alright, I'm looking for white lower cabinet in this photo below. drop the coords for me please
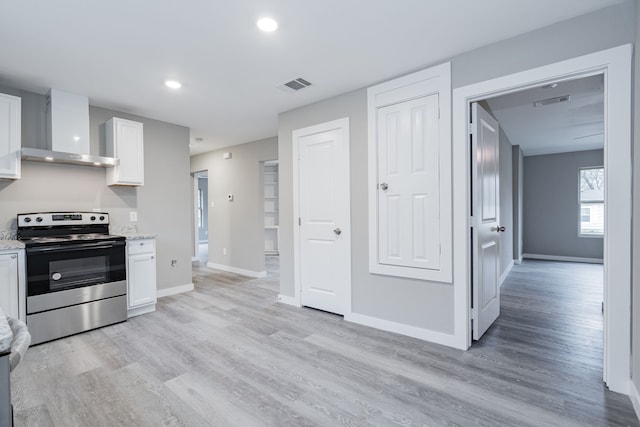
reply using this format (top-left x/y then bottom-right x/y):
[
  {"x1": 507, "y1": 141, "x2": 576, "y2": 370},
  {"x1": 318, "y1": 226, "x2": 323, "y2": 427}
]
[
  {"x1": 126, "y1": 239, "x2": 156, "y2": 317},
  {"x1": 0, "y1": 250, "x2": 25, "y2": 321}
]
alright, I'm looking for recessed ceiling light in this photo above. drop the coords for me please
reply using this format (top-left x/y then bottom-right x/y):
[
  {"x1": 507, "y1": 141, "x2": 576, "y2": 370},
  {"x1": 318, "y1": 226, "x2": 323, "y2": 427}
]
[
  {"x1": 165, "y1": 80, "x2": 182, "y2": 89},
  {"x1": 257, "y1": 17, "x2": 278, "y2": 32}
]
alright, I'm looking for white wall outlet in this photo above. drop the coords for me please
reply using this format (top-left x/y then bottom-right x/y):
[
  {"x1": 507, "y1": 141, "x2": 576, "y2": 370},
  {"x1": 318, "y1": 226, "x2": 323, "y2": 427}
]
[
  {"x1": 223, "y1": 248, "x2": 227, "y2": 255},
  {"x1": 227, "y1": 194, "x2": 234, "y2": 201},
  {"x1": 92, "y1": 208, "x2": 101, "y2": 212},
  {"x1": 130, "y1": 211, "x2": 138, "y2": 222},
  {"x1": 210, "y1": 201, "x2": 215, "y2": 208},
  {"x1": 171, "y1": 260, "x2": 177, "y2": 267}
]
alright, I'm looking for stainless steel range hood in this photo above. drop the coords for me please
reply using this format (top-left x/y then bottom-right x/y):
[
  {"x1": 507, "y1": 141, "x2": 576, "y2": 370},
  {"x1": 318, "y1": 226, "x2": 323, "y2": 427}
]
[
  {"x1": 21, "y1": 89, "x2": 118, "y2": 168},
  {"x1": 21, "y1": 147, "x2": 119, "y2": 167}
]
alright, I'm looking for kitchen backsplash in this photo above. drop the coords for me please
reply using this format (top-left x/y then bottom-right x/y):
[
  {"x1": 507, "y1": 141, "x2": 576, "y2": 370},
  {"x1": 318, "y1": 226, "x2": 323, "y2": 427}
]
[
  {"x1": 110, "y1": 225, "x2": 137, "y2": 235},
  {"x1": 0, "y1": 229, "x2": 16, "y2": 240}
]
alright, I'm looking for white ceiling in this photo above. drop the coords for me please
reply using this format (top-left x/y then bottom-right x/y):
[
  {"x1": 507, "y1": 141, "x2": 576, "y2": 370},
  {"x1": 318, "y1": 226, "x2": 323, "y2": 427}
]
[
  {"x1": 486, "y1": 75, "x2": 604, "y2": 156},
  {"x1": 0, "y1": 0, "x2": 623, "y2": 155}
]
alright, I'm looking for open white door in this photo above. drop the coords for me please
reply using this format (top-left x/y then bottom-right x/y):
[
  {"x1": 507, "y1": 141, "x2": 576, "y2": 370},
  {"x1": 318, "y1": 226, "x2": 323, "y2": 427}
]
[
  {"x1": 471, "y1": 102, "x2": 501, "y2": 340},
  {"x1": 294, "y1": 118, "x2": 351, "y2": 315}
]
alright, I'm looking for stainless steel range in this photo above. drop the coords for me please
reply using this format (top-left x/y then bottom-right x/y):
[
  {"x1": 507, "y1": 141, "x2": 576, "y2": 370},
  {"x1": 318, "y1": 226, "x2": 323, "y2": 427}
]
[{"x1": 17, "y1": 212, "x2": 127, "y2": 345}]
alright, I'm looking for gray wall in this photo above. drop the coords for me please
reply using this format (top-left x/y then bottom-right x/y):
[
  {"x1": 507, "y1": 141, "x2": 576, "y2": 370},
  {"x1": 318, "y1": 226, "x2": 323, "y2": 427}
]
[
  {"x1": 523, "y1": 150, "x2": 604, "y2": 259},
  {"x1": 278, "y1": 2, "x2": 634, "y2": 335},
  {"x1": 190, "y1": 137, "x2": 277, "y2": 275},
  {"x1": 498, "y1": 128, "x2": 514, "y2": 278},
  {"x1": 632, "y1": 0, "x2": 640, "y2": 395},
  {"x1": 512, "y1": 146, "x2": 524, "y2": 262},
  {"x1": 0, "y1": 87, "x2": 193, "y2": 292}
]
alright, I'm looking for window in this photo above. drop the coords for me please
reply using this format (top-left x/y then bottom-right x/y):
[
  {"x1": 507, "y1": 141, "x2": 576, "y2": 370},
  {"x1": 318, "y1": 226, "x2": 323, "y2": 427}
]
[{"x1": 579, "y1": 167, "x2": 604, "y2": 237}]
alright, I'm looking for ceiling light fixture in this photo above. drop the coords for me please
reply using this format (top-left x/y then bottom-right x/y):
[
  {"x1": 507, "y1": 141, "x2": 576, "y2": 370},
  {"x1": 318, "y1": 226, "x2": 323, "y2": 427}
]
[
  {"x1": 165, "y1": 80, "x2": 182, "y2": 89},
  {"x1": 257, "y1": 17, "x2": 278, "y2": 32}
]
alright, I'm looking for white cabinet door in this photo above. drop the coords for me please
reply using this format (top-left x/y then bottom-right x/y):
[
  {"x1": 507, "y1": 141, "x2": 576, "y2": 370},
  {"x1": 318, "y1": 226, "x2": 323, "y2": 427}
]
[
  {"x1": 0, "y1": 93, "x2": 21, "y2": 179},
  {"x1": 106, "y1": 118, "x2": 144, "y2": 186},
  {"x1": 376, "y1": 94, "x2": 440, "y2": 271},
  {"x1": 0, "y1": 253, "x2": 19, "y2": 319},
  {"x1": 128, "y1": 252, "x2": 157, "y2": 309}
]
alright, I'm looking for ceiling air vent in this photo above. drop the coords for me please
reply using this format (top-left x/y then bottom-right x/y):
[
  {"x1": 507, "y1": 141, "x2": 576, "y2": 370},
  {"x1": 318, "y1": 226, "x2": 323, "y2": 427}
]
[
  {"x1": 277, "y1": 77, "x2": 312, "y2": 93},
  {"x1": 533, "y1": 95, "x2": 570, "y2": 107}
]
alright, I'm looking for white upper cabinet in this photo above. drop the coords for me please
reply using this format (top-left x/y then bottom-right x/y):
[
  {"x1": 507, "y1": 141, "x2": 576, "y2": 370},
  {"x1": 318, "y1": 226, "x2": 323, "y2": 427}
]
[
  {"x1": 106, "y1": 117, "x2": 144, "y2": 186},
  {"x1": 0, "y1": 93, "x2": 21, "y2": 179},
  {"x1": 368, "y1": 62, "x2": 452, "y2": 283}
]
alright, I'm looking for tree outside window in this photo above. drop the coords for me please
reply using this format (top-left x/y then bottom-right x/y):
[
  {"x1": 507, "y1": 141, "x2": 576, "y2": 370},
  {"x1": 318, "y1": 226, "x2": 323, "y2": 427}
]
[{"x1": 579, "y1": 167, "x2": 604, "y2": 237}]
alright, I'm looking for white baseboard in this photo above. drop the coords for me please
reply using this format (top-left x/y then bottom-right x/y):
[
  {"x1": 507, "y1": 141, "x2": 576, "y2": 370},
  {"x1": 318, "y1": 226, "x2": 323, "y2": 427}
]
[
  {"x1": 277, "y1": 294, "x2": 301, "y2": 307},
  {"x1": 499, "y1": 260, "x2": 514, "y2": 288},
  {"x1": 522, "y1": 253, "x2": 603, "y2": 264},
  {"x1": 127, "y1": 304, "x2": 156, "y2": 318},
  {"x1": 629, "y1": 380, "x2": 640, "y2": 420},
  {"x1": 344, "y1": 312, "x2": 459, "y2": 349},
  {"x1": 514, "y1": 255, "x2": 523, "y2": 265},
  {"x1": 157, "y1": 283, "x2": 194, "y2": 298},
  {"x1": 207, "y1": 262, "x2": 267, "y2": 278}
]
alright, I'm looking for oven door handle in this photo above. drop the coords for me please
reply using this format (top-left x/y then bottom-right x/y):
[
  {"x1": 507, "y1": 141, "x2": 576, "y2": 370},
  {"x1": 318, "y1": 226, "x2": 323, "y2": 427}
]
[{"x1": 26, "y1": 240, "x2": 126, "y2": 254}]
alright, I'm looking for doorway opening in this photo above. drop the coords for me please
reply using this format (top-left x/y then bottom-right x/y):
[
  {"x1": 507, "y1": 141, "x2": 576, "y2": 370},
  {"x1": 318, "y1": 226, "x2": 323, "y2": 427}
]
[
  {"x1": 470, "y1": 74, "x2": 605, "y2": 340},
  {"x1": 453, "y1": 45, "x2": 632, "y2": 393},
  {"x1": 192, "y1": 170, "x2": 209, "y2": 266},
  {"x1": 468, "y1": 74, "x2": 606, "y2": 394}
]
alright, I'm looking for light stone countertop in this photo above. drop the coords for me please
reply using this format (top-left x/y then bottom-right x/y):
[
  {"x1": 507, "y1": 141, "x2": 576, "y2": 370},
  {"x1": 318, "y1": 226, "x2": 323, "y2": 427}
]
[
  {"x1": 0, "y1": 306, "x2": 12, "y2": 355},
  {"x1": 120, "y1": 233, "x2": 157, "y2": 240},
  {"x1": 0, "y1": 240, "x2": 25, "y2": 251}
]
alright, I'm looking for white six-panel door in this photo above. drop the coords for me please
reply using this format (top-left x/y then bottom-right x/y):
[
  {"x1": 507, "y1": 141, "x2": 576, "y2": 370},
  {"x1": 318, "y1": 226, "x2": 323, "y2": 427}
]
[
  {"x1": 294, "y1": 118, "x2": 351, "y2": 315},
  {"x1": 471, "y1": 102, "x2": 501, "y2": 340},
  {"x1": 376, "y1": 94, "x2": 440, "y2": 271}
]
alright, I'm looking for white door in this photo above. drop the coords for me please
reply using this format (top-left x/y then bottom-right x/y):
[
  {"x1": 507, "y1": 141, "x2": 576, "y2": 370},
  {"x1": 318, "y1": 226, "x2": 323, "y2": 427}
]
[
  {"x1": 471, "y1": 102, "x2": 501, "y2": 340},
  {"x1": 294, "y1": 118, "x2": 351, "y2": 315},
  {"x1": 376, "y1": 94, "x2": 441, "y2": 271}
]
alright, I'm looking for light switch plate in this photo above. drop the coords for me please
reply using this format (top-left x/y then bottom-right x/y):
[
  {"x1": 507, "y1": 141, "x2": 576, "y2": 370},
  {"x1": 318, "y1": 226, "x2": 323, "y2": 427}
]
[
  {"x1": 210, "y1": 201, "x2": 215, "y2": 208},
  {"x1": 130, "y1": 211, "x2": 138, "y2": 222}
]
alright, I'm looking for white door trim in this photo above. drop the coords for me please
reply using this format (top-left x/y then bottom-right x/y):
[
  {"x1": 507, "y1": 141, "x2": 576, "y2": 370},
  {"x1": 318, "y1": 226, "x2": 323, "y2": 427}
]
[
  {"x1": 452, "y1": 44, "x2": 632, "y2": 394},
  {"x1": 292, "y1": 117, "x2": 352, "y2": 314}
]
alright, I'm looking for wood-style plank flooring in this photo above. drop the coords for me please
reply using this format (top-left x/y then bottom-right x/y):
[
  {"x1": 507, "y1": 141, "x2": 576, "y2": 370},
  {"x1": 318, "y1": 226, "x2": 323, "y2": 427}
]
[{"x1": 10, "y1": 258, "x2": 638, "y2": 426}]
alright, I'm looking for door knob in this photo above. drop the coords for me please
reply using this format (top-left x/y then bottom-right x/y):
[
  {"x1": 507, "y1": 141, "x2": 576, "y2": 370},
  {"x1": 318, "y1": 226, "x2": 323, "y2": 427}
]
[
  {"x1": 333, "y1": 228, "x2": 342, "y2": 236},
  {"x1": 492, "y1": 226, "x2": 506, "y2": 232},
  {"x1": 379, "y1": 182, "x2": 388, "y2": 191}
]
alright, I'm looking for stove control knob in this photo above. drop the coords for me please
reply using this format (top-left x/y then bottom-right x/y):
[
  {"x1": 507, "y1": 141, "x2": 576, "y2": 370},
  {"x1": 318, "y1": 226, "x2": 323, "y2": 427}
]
[
  {"x1": 90, "y1": 216, "x2": 96, "y2": 221},
  {"x1": 24, "y1": 217, "x2": 31, "y2": 223},
  {"x1": 36, "y1": 217, "x2": 43, "y2": 223},
  {"x1": 99, "y1": 216, "x2": 105, "y2": 221}
]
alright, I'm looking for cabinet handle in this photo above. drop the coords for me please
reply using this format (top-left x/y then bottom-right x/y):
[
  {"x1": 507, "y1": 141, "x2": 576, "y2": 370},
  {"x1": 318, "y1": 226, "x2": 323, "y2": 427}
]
[
  {"x1": 150, "y1": 256, "x2": 154, "y2": 259},
  {"x1": 10, "y1": 255, "x2": 16, "y2": 259}
]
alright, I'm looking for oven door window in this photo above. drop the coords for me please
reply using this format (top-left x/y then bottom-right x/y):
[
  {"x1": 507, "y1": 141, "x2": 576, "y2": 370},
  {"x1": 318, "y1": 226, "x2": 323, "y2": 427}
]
[
  {"x1": 26, "y1": 241, "x2": 126, "y2": 296},
  {"x1": 49, "y1": 256, "x2": 109, "y2": 291}
]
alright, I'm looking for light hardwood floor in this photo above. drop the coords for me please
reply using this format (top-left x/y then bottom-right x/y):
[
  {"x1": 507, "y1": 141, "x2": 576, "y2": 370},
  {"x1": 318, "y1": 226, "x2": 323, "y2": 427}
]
[{"x1": 11, "y1": 258, "x2": 639, "y2": 426}]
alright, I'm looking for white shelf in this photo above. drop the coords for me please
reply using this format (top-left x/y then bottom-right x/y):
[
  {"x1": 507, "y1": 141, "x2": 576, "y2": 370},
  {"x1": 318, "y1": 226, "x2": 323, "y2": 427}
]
[{"x1": 264, "y1": 162, "x2": 279, "y2": 254}]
